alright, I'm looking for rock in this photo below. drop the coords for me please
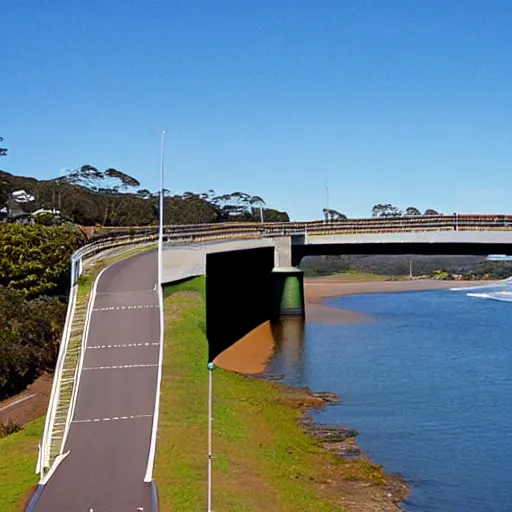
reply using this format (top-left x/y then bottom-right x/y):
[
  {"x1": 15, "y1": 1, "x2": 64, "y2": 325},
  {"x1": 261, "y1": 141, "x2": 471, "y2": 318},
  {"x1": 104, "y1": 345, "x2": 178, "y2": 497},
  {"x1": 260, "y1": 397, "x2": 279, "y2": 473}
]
[
  {"x1": 312, "y1": 425, "x2": 359, "y2": 443},
  {"x1": 310, "y1": 391, "x2": 341, "y2": 404},
  {"x1": 263, "y1": 374, "x2": 285, "y2": 381}
]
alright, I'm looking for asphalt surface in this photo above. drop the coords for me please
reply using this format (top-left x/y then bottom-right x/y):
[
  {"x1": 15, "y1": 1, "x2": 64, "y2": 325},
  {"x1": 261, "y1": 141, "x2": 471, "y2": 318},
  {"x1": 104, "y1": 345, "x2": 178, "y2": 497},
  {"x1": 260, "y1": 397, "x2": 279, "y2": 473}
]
[{"x1": 35, "y1": 251, "x2": 160, "y2": 512}]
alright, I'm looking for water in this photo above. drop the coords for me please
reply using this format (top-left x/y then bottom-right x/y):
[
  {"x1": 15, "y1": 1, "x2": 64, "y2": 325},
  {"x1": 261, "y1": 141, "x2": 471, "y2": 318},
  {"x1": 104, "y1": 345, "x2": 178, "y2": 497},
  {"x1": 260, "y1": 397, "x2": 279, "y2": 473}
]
[{"x1": 266, "y1": 288, "x2": 512, "y2": 512}]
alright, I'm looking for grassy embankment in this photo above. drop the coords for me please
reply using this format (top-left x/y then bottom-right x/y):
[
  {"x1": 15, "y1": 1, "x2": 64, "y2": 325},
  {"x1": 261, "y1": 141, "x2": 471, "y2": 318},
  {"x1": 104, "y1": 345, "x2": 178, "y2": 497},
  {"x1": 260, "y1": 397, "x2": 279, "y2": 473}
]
[
  {"x1": 154, "y1": 277, "x2": 395, "y2": 512},
  {"x1": 0, "y1": 243, "x2": 157, "y2": 512},
  {"x1": 0, "y1": 418, "x2": 44, "y2": 511}
]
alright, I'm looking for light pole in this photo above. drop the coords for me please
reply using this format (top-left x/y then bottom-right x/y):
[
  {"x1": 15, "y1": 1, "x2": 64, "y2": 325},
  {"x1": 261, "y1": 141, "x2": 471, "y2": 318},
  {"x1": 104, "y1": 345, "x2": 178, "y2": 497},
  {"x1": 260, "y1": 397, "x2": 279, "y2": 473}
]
[
  {"x1": 158, "y1": 131, "x2": 166, "y2": 283},
  {"x1": 207, "y1": 361, "x2": 215, "y2": 512},
  {"x1": 325, "y1": 173, "x2": 330, "y2": 210}
]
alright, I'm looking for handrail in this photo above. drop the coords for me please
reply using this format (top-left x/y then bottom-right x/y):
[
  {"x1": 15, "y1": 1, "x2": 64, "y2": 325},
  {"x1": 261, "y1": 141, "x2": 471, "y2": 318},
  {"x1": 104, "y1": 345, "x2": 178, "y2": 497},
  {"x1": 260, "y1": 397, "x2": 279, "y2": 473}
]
[{"x1": 37, "y1": 232, "x2": 158, "y2": 478}]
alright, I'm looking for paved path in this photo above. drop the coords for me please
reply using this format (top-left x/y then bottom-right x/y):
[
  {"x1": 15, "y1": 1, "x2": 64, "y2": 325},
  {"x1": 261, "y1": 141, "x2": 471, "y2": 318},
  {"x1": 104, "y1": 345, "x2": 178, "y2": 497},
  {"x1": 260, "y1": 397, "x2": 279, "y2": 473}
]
[{"x1": 35, "y1": 251, "x2": 159, "y2": 512}]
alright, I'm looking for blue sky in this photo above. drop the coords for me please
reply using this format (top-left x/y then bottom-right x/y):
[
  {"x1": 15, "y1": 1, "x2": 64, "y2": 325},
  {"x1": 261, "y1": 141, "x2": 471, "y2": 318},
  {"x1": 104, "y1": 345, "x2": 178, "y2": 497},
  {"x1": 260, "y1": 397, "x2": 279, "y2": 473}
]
[{"x1": 2, "y1": 1, "x2": 512, "y2": 220}]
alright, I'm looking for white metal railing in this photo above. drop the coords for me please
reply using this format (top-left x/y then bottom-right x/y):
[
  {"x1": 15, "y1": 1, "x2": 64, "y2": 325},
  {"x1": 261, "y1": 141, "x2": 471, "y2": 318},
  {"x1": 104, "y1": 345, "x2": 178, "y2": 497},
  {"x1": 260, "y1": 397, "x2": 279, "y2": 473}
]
[
  {"x1": 37, "y1": 232, "x2": 158, "y2": 479},
  {"x1": 86, "y1": 214, "x2": 512, "y2": 245}
]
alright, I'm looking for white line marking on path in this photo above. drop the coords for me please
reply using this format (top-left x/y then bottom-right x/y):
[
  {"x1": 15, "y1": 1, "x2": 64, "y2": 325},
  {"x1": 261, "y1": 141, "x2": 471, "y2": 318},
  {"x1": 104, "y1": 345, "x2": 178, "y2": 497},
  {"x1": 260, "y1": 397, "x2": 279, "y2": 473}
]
[
  {"x1": 72, "y1": 414, "x2": 153, "y2": 424},
  {"x1": 93, "y1": 304, "x2": 158, "y2": 312},
  {"x1": 87, "y1": 343, "x2": 160, "y2": 349},
  {"x1": 83, "y1": 364, "x2": 159, "y2": 370}
]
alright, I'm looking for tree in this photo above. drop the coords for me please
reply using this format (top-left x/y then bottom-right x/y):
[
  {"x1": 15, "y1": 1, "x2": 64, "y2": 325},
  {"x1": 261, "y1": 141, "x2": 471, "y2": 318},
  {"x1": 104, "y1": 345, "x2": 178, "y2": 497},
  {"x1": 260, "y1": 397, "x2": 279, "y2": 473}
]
[
  {"x1": 211, "y1": 192, "x2": 266, "y2": 221},
  {"x1": 424, "y1": 208, "x2": 440, "y2": 216},
  {"x1": 323, "y1": 208, "x2": 347, "y2": 222},
  {"x1": 372, "y1": 204, "x2": 403, "y2": 217},
  {"x1": 0, "y1": 286, "x2": 67, "y2": 398},
  {"x1": 62, "y1": 164, "x2": 104, "y2": 188},
  {"x1": 261, "y1": 208, "x2": 289, "y2": 222},
  {"x1": 0, "y1": 224, "x2": 86, "y2": 298},
  {"x1": 0, "y1": 178, "x2": 11, "y2": 208},
  {"x1": 405, "y1": 207, "x2": 421, "y2": 216},
  {"x1": 0, "y1": 137, "x2": 7, "y2": 157},
  {"x1": 0, "y1": 169, "x2": 291, "y2": 226}
]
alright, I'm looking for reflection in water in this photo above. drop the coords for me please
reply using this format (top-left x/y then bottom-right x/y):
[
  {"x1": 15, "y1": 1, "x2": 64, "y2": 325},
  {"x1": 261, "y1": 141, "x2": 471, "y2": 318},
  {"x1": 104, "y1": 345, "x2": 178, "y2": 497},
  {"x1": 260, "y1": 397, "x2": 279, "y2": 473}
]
[{"x1": 267, "y1": 318, "x2": 306, "y2": 382}]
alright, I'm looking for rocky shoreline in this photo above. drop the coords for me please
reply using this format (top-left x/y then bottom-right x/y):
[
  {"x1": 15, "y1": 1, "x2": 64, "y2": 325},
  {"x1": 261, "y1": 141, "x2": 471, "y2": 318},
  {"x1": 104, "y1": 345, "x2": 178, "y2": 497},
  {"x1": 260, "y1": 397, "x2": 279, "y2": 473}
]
[{"x1": 255, "y1": 374, "x2": 410, "y2": 511}]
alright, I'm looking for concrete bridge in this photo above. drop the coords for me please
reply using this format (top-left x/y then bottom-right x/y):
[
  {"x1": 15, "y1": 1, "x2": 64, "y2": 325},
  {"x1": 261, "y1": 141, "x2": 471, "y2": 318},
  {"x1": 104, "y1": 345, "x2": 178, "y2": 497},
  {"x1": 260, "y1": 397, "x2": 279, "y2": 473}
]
[{"x1": 159, "y1": 217, "x2": 512, "y2": 359}]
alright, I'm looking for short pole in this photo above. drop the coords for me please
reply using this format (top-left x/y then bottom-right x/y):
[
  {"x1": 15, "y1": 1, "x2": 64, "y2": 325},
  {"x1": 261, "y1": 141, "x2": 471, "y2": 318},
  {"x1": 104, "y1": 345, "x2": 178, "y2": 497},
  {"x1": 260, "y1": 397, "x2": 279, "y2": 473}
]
[{"x1": 207, "y1": 361, "x2": 215, "y2": 512}]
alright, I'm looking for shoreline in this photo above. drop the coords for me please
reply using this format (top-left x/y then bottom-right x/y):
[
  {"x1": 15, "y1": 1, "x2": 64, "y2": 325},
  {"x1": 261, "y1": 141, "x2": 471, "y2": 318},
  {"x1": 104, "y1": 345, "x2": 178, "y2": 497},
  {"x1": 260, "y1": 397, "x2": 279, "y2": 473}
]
[
  {"x1": 305, "y1": 276, "x2": 475, "y2": 323},
  {"x1": 215, "y1": 277, "x2": 482, "y2": 511},
  {"x1": 216, "y1": 277, "x2": 478, "y2": 374}
]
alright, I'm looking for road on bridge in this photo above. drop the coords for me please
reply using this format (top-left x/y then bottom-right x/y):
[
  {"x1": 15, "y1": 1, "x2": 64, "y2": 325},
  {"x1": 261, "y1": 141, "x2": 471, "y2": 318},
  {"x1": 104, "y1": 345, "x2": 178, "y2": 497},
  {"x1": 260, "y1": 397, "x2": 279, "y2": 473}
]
[{"x1": 35, "y1": 251, "x2": 160, "y2": 512}]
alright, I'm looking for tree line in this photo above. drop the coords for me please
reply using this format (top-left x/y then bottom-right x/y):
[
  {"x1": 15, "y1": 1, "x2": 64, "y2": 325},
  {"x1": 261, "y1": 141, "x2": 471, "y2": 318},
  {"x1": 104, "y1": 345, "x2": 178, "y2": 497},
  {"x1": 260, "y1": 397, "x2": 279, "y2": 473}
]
[
  {"x1": 371, "y1": 204, "x2": 440, "y2": 218},
  {"x1": 0, "y1": 224, "x2": 85, "y2": 399},
  {"x1": 301, "y1": 254, "x2": 512, "y2": 280},
  {"x1": 0, "y1": 165, "x2": 289, "y2": 226},
  {"x1": 322, "y1": 204, "x2": 440, "y2": 222}
]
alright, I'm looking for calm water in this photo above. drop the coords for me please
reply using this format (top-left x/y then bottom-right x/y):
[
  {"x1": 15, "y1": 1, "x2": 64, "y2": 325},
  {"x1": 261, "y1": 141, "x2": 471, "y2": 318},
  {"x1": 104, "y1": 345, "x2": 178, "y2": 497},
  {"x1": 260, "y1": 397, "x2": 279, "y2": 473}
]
[{"x1": 266, "y1": 289, "x2": 512, "y2": 512}]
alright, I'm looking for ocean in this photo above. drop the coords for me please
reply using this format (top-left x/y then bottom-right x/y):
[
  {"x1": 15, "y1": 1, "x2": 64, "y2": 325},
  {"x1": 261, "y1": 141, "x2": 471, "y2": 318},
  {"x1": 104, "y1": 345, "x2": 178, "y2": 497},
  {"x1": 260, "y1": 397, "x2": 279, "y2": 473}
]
[{"x1": 266, "y1": 286, "x2": 512, "y2": 512}]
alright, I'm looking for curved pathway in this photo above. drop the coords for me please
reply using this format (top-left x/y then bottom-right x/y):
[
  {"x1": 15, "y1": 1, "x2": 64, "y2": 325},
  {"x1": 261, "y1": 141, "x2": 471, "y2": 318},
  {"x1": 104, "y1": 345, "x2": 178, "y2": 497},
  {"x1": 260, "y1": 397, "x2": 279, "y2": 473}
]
[{"x1": 35, "y1": 251, "x2": 160, "y2": 512}]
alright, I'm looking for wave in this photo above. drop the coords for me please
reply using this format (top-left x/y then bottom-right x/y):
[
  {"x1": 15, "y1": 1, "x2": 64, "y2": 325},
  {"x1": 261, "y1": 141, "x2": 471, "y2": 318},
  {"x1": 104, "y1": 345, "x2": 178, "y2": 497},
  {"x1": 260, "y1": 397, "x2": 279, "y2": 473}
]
[
  {"x1": 449, "y1": 277, "x2": 512, "y2": 301},
  {"x1": 466, "y1": 291, "x2": 512, "y2": 302},
  {"x1": 450, "y1": 277, "x2": 512, "y2": 292}
]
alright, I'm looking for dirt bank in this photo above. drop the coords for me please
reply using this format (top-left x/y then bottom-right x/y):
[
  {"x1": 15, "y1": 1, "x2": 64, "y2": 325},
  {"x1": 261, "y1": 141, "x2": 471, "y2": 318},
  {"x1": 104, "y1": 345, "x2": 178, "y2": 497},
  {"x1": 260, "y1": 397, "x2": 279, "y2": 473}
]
[
  {"x1": 0, "y1": 374, "x2": 52, "y2": 427},
  {"x1": 215, "y1": 321, "x2": 275, "y2": 374}
]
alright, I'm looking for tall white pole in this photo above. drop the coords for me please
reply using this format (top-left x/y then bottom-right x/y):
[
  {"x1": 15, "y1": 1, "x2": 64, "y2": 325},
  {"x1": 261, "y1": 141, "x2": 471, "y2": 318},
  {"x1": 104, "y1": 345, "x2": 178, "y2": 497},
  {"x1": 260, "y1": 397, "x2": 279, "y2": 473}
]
[
  {"x1": 158, "y1": 130, "x2": 166, "y2": 283},
  {"x1": 207, "y1": 361, "x2": 215, "y2": 512},
  {"x1": 325, "y1": 173, "x2": 330, "y2": 212}
]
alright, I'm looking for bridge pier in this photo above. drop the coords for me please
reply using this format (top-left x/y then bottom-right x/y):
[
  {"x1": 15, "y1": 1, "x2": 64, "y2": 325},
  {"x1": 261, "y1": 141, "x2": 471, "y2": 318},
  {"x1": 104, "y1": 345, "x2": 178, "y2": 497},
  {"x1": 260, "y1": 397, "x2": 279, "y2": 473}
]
[{"x1": 271, "y1": 237, "x2": 305, "y2": 319}]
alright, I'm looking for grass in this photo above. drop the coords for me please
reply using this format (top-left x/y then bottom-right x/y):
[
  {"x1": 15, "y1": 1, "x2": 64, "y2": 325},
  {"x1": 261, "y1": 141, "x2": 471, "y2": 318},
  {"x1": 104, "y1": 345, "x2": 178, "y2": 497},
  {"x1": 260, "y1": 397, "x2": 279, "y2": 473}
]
[
  {"x1": 303, "y1": 268, "x2": 404, "y2": 281},
  {"x1": 154, "y1": 277, "x2": 349, "y2": 511},
  {"x1": 332, "y1": 270, "x2": 400, "y2": 281},
  {"x1": 0, "y1": 417, "x2": 44, "y2": 512}
]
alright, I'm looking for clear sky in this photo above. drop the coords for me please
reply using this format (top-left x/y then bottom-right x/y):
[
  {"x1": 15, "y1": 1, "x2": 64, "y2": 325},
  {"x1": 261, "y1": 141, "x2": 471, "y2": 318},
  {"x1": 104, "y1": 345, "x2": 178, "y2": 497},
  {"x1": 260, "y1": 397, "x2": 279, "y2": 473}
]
[{"x1": 2, "y1": 1, "x2": 512, "y2": 220}]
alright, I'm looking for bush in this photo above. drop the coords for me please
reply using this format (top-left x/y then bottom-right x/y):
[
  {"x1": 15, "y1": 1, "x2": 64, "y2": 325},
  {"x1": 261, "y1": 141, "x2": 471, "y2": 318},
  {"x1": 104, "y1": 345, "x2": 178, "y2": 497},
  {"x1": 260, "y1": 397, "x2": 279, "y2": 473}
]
[
  {"x1": 0, "y1": 224, "x2": 86, "y2": 298},
  {"x1": 0, "y1": 288, "x2": 67, "y2": 399},
  {"x1": 0, "y1": 421, "x2": 21, "y2": 439}
]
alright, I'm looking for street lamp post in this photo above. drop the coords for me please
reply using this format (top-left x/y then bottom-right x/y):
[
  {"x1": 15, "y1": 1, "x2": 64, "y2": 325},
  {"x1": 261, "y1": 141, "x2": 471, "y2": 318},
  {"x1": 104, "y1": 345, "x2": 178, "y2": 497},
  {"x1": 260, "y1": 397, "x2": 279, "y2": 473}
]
[
  {"x1": 158, "y1": 131, "x2": 166, "y2": 281},
  {"x1": 207, "y1": 361, "x2": 215, "y2": 512}
]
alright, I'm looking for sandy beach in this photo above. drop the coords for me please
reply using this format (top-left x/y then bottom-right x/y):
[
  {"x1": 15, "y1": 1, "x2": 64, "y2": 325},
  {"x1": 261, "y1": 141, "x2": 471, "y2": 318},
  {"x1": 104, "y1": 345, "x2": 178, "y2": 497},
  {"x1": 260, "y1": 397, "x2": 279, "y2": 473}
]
[
  {"x1": 215, "y1": 277, "x2": 475, "y2": 374},
  {"x1": 305, "y1": 277, "x2": 474, "y2": 323}
]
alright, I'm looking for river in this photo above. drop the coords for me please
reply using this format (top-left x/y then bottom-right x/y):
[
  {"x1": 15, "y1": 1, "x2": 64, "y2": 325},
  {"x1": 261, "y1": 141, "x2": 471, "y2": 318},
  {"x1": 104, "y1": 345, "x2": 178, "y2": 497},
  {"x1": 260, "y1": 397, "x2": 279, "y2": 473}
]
[{"x1": 265, "y1": 287, "x2": 512, "y2": 512}]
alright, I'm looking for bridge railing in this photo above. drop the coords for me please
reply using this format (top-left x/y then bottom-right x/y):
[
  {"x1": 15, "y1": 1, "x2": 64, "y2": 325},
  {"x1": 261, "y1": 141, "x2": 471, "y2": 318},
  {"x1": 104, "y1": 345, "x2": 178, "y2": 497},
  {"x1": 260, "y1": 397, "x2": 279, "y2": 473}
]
[
  {"x1": 81, "y1": 214, "x2": 512, "y2": 249},
  {"x1": 158, "y1": 214, "x2": 512, "y2": 242}
]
